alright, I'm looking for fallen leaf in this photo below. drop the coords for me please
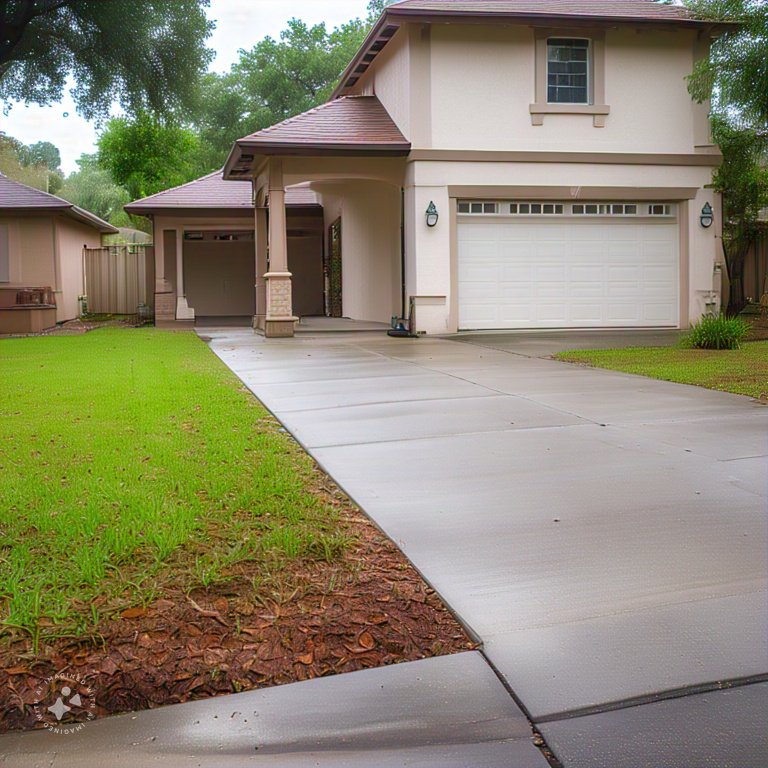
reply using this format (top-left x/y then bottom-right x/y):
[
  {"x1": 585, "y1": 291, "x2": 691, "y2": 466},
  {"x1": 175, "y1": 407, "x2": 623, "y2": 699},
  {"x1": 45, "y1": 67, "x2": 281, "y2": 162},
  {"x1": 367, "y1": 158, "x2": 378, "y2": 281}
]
[
  {"x1": 121, "y1": 607, "x2": 147, "y2": 619},
  {"x1": 213, "y1": 598, "x2": 229, "y2": 614},
  {"x1": 296, "y1": 652, "x2": 313, "y2": 665},
  {"x1": 358, "y1": 632, "x2": 375, "y2": 650}
]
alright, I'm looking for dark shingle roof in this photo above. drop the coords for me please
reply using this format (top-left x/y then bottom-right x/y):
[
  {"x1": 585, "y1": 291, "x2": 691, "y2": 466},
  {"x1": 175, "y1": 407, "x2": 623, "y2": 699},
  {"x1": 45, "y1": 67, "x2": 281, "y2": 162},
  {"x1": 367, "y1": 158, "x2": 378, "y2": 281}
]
[
  {"x1": 225, "y1": 96, "x2": 410, "y2": 178},
  {"x1": 0, "y1": 174, "x2": 117, "y2": 233},
  {"x1": 125, "y1": 170, "x2": 320, "y2": 214},
  {"x1": 387, "y1": 0, "x2": 698, "y2": 23},
  {"x1": 236, "y1": 96, "x2": 410, "y2": 151}
]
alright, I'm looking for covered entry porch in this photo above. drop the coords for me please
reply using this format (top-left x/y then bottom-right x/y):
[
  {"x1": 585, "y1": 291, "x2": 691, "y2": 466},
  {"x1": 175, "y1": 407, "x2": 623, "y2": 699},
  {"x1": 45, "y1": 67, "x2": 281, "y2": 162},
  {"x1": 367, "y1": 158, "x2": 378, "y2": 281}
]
[{"x1": 223, "y1": 95, "x2": 411, "y2": 337}]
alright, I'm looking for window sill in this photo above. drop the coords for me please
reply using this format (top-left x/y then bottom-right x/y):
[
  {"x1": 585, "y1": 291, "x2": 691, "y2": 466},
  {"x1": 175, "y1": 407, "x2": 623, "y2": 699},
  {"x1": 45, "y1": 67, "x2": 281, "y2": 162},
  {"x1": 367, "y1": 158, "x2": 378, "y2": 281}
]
[{"x1": 529, "y1": 103, "x2": 610, "y2": 127}]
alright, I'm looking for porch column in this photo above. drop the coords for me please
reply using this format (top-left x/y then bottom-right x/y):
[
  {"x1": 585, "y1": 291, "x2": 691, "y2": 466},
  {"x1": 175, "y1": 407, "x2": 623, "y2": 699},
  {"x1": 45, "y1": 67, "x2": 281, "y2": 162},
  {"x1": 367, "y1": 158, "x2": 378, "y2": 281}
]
[
  {"x1": 264, "y1": 158, "x2": 296, "y2": 337},
  {"x1": 175, "y1": 226, "x2": 194, "y2": 321},
  {"x1": 253, "y1": 206, "x2": 268, "y2": 330}
]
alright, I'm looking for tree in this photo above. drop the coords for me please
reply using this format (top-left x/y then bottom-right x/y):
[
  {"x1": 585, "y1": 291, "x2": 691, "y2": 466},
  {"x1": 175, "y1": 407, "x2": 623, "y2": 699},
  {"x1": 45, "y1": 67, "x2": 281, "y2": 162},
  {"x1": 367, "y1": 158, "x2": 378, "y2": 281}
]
[
  {"x1": 0, "y1": 131, "x2": 62, "y2": 192},
  {"x1": 190, "y1": 0, "x2": 397, "y2": 169},
  {"x1": 685, "y1": 0, "x2": 768, "y2": 310},
  {"x1": 17, "y1": 139, "x2": 63, "y2": 193},
  {"x1": 687, "y1": 0, "x2": 768, "y2": 131},
  {"x1": 97, "y1": 113, "x2": 203, "y2": 200},
  {"x1": 59, "y1": 154, "x2": 134, "y2": 228},
  {"x1": 19, "y1": 140, "x2": 61, "y2": 171},
  {"x1": 709, "y1": 119, "x2": 768, "y2": 309},
  {"x1": 0, "y1": 1, "x2": 214, "y2": 120}
]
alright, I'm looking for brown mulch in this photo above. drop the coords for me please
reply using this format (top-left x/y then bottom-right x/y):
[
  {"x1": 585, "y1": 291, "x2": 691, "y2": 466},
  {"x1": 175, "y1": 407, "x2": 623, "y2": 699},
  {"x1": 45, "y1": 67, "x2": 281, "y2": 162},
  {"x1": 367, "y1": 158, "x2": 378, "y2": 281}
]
[{"x1": 0, "y1": 508, "x2": 475, "y2": 733}]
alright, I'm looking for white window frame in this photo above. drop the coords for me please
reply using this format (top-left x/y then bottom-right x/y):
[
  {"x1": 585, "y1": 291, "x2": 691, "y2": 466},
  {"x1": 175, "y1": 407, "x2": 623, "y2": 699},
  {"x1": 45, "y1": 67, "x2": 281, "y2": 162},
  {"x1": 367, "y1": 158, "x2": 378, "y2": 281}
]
[
  {"x1": 530, "y1": 28, "x2": 609, "y2": 126},
  {"x1": 546, "y1": 37, "x2": 591, "y2": 106}
]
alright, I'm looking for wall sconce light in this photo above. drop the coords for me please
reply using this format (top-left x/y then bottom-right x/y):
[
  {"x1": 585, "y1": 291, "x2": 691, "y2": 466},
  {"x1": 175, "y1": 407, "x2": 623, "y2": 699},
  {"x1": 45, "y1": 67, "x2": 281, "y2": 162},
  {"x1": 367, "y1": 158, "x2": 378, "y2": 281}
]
[
  {"x1": 425, "y1": 201, "x2": 439, "y2": 228},
  {"x1": 700, "y1": 202, "x2": 714, "y2": 228}
]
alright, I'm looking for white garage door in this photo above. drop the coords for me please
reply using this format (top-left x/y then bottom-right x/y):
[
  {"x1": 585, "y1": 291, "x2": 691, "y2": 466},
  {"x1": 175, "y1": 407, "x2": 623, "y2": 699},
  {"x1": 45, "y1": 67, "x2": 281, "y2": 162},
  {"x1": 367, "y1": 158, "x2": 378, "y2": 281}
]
[{"x1": 458, "y1": 201, "x2": 679, "y2": 330}]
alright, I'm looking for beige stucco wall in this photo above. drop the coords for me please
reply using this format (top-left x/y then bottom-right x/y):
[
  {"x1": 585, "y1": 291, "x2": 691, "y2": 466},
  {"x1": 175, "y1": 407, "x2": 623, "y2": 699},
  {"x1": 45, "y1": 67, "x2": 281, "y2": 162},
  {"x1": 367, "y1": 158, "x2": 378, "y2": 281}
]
[
  {"x1": 404, "y1": 160, "x2": 719, "y2": 334},
  {"x1": 362, "y1": 22, "x2": 709, "y2": 155},
  {"x1": 0, "y1": 214, "x2": 98, "y2": 322},
  {"x1": 316, "y1": 180, "x2": 402, "y2": 323},
  {"x1": 55, "y1": 218, "x2": 101, "y2": 321}
]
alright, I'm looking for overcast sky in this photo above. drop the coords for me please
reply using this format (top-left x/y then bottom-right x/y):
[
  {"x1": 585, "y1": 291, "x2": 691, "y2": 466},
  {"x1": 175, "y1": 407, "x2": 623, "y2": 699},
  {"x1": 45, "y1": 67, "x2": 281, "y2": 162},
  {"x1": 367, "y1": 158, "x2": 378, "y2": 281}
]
[{"x1": 1, "y1": 0, "x2": 371, "y2": 175}]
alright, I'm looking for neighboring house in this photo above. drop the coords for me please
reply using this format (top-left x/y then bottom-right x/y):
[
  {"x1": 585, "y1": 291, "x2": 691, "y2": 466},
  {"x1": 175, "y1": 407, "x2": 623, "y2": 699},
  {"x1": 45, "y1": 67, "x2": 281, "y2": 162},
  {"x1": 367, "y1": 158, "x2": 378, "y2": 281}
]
[
  {"x1": 131, "y1": 0, "x2": 727, "y2": 337},
  {"x1": 0, "y1": 173, "x2": 117, "y2": 333},
  {"x1": 125, "y1": 171, "x2": 325, "y2": 325}
]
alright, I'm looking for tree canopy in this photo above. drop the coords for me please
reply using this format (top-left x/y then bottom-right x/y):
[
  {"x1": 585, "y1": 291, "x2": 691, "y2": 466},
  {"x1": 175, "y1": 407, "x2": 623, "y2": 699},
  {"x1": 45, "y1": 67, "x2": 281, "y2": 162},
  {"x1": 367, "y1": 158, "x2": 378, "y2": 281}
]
[
  {"x1": 59, "y1": 154, "x2": 133, "y2": 228},
  {"x1": 0, "y1": 0, "x2": 214, "y2": 120},
  {"x1": 0, "y1": 132, "x2": 63, "y2": 192},
  {"x1": 685, "y1": 0, "x2": 768, "y2": 309},
  {"x1": 687, "y1": 0, "x2": 768, "y2": 130},
  {"x1": 192, "y1": 0, "x2": 396, "y2": 169},
  {"x1": 97, "y1": 113, "x2": 203, "y2": 200}
]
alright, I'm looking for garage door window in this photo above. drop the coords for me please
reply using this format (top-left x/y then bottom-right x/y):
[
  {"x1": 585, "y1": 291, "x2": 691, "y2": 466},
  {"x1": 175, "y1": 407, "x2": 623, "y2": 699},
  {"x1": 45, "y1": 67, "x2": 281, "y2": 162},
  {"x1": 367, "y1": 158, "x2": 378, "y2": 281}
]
[{"x1": 458, "y1": 201, "x2": 676, "y2": 218}]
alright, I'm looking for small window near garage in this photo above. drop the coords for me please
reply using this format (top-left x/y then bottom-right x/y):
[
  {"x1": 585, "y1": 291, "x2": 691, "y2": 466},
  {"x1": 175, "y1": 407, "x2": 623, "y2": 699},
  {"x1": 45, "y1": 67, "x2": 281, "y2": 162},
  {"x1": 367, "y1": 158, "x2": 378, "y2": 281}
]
[
  {"x1": 547, "y1": 38, "x2": 590, "y2": 104},
  {"x1": 0, "y1": 225, "x2": 8, "y2": 282},
  {"x1": 572, "y1": 203, "x2": 643, "y2": 216},
  {"x1": 458, "y1": 201, "x2": 499, "y2": 214},
  {"x1": 509, "y1": 203, "x2": 564, "y2": 215},
  {"x1": 648, "y1": 204, "x2": 673, "y2": 216}
]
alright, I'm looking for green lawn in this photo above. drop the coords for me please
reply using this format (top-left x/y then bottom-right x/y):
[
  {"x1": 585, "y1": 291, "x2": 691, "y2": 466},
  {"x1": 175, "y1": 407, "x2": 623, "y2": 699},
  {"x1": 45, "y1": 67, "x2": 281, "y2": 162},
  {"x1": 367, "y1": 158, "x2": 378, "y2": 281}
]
[
  {"x1": 555, "y1": 341, "x2": 768, "y2": 400},
  {"x1": 0, "y1": 329, "x2": 349, "y2": 647}
]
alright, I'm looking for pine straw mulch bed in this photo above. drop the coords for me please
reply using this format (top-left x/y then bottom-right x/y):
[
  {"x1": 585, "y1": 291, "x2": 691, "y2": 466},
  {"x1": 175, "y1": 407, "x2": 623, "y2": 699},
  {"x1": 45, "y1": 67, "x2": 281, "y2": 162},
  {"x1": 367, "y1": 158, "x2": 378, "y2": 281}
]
[{"x1": 0, "y1": 506, "x2": 476, "y2": 733}]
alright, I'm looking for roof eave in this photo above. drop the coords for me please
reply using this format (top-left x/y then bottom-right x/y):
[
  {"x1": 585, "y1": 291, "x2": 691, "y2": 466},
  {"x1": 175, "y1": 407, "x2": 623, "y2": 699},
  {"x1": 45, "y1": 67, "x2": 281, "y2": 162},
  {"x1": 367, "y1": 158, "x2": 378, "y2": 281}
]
[
  {"x1": 223, "y1": 141, "x2": 411, "y2": 180},
  {"x1": 66, "y1": 206, "x2": 119, "y2": 234}
]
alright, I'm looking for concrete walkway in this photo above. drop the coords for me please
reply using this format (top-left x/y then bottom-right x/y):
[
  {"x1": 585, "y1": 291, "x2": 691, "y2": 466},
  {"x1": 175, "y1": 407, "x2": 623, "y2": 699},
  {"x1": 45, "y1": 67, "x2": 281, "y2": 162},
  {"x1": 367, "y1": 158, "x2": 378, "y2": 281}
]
[
  {"x1": 205, "y1": 329, "x2": 768, "y2": 766},
  {"x1": 3, "y1": 329, "x2": 765, "y2": 767}
]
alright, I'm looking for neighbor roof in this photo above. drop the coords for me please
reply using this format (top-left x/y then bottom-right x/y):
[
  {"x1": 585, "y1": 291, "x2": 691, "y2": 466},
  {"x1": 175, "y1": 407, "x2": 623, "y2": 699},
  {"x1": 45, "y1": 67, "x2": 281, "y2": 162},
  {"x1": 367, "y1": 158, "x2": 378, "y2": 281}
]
[
  {"x1": 125, "y1": 170, "x2": 320, "y2": 214},
  {"x1": 224, "y1": 96, "x2": 410, "y2": 178},
  {"x1": 0, "y1": 173, "x2": 117, "y2": 233},
  {"x1": 334, "y1": 0, "x2": 725, "y2": 96}
]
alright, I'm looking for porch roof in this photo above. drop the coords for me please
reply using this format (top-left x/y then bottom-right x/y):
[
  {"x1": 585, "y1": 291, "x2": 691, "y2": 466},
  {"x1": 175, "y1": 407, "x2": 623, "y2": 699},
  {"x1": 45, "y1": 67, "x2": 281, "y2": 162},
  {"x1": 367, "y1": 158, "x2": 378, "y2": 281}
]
[
  {"x1": 124, "y1": 170, "x2": 320, "y2": 215},
  {"x1": 0, "y1": 173, "x2": 118, "y2": 233},
  {"x1": 223, "y1": 96, "x2": 411, "y2": 179}
]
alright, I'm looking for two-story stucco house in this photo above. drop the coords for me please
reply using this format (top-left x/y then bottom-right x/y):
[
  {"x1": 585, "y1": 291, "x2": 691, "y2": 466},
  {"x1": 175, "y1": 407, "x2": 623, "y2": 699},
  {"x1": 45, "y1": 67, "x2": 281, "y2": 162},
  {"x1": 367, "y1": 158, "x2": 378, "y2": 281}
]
[{"x1": 129, "y1": 0, "x2": 726, "y2": 337}]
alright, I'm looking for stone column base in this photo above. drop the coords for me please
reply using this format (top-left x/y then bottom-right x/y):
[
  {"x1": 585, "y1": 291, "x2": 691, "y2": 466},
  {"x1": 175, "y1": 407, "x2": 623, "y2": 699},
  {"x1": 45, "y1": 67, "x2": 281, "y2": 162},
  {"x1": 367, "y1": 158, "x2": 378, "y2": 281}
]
[
  {"x1": 155, "y1": 292, "x2": 176, "y2": 323},
  {"x1": 264, "y1": 271, "x2": 295, "y2": 337},
  {"x1": 264, "y1": 318, "x2": 298, "y2": 338}
]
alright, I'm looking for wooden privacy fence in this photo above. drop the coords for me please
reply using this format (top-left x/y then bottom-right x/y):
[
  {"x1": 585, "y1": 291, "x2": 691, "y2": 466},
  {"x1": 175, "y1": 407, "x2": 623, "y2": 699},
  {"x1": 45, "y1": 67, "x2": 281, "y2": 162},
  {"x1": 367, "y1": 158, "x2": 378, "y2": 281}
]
[
  {"x1": 743, "y1": 229, "x2": 768, "y2": 303},
  {"x1": 84, "y1": 245, "x2": 154, "y2": 314}
]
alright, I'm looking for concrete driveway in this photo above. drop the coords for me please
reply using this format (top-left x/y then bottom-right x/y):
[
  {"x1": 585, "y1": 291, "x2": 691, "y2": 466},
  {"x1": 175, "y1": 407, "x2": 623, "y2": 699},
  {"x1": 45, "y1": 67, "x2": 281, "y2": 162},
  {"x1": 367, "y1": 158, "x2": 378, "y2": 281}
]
[
  {"x1": 206, "y1": 329, "x2": 768, "y2": 767},
  {"x1": 3, "y1": 329, "x2": 765, "y2": 767}
]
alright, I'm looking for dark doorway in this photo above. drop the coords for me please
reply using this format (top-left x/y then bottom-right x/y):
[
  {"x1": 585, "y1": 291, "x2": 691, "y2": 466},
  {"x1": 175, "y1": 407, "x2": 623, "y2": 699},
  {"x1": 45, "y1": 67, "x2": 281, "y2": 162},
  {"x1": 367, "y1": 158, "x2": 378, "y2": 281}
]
[{"x1": 326, "y1": 217, "x2": 342, "y2": 318}]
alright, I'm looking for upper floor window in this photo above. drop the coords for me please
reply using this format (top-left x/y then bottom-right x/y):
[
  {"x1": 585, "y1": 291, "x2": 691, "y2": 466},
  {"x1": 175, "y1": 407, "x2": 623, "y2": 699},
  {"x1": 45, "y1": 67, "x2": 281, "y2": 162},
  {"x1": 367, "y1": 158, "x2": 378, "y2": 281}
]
[{"x1": 547, "y1": 38, "x2": 590, "y2": 104}]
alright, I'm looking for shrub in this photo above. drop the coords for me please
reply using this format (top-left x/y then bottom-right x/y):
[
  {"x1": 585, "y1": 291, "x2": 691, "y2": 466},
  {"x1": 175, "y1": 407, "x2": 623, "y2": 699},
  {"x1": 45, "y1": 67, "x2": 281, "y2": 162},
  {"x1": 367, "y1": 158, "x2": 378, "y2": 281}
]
[{"x1": 681, "y1": 314, "x2": 751, "y2": 350}]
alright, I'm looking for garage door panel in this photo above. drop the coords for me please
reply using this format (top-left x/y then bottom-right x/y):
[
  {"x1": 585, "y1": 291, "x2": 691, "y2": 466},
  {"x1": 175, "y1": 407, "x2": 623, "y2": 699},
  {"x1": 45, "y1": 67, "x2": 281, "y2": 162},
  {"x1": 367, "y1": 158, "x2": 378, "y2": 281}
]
[
  {"x1": 571, "y1": 282, "x2": 604, "y2": 298},
  {"x1": 607, "y1": 303, "x2": 643, "y2": 323},
  {"x1": 570, "y1": 303, "x2": 606, "y2": 322},
  {"x1": 459, "y1": 214, "x2": 678, "y2": 330},
  {"x1": 643, "y1": 304, "x2": 677, "y2": 323}
]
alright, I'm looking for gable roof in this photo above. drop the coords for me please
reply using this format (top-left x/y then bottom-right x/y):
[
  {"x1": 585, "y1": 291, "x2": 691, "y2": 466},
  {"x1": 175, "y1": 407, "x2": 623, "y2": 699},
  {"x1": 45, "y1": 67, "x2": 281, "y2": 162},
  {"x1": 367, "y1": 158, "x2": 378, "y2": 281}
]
[
  {"x1": 388, "y1": 0, "x2": 699, "y2": 22},
  {"x1": 224, "y1": 96, "x2": 410, "y2": 179},
  {"x1": 0, "y1": 173, "x2": 118, "y2": 233},
  {"x1": 334, "y1": 0, "x2": 726, "y2": 97},
  {"x1": 125, "y1": 169, "x2": 320, "y2": 214}
]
